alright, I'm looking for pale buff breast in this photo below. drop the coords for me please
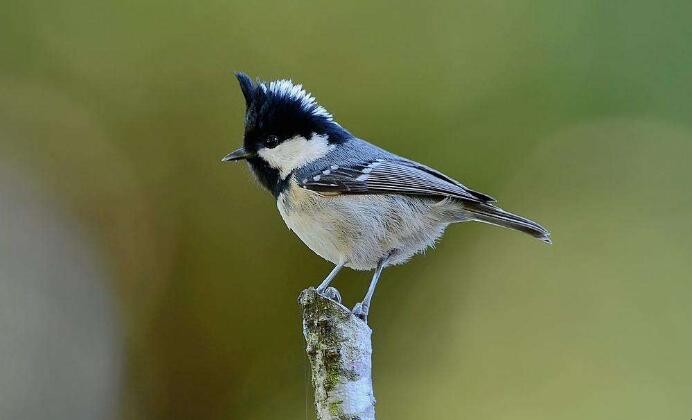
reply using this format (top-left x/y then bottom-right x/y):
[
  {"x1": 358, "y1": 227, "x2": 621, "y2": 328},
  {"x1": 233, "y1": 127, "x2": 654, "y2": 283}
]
[{"x1": 277, "y1": 178, "x2": 454, "y2": 270}]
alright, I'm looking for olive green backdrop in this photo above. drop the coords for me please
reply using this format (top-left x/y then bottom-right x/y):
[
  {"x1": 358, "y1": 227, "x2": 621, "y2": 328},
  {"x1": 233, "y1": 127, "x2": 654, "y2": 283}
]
[{"x1": 1, "y1": 1, "x2": 691, "y2": 419}]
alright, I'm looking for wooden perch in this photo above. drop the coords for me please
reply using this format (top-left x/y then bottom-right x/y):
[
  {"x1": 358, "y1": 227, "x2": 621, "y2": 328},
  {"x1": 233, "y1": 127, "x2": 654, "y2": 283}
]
[{"x1": 299, "y1": 287, "x2": 376, "y2": 420}]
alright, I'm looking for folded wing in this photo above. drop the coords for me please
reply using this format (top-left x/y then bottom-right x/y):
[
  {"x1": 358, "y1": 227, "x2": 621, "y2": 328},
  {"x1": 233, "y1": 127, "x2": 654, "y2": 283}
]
[{"x1": 298, "y1": 158, "x2": 495, "y2": 203}]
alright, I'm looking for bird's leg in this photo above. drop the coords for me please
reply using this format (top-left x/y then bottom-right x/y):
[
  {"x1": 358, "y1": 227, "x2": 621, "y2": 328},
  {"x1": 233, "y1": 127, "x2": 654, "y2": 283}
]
[
  {"x1": 352, "y1": 255, "x2": 389, "y2": 322},
  {"x1": 316, "y1": 261, "x2": 345, "y2": 295}
]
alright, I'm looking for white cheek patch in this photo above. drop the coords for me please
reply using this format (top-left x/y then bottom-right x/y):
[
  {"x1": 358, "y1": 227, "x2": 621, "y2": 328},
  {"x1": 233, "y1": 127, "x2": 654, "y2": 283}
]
[{"x1": 258, "y1": 133, "x2": 335, "y2": 178}]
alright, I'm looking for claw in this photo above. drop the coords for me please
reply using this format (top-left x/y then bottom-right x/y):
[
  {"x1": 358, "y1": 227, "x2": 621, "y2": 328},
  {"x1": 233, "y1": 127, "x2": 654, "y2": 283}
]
[
  {"x1": 321, "y1": 286, "x2": 342, "y2": 303},
  {"x1": 352, "y1": 302, "x2": 368, "y2": 322}
]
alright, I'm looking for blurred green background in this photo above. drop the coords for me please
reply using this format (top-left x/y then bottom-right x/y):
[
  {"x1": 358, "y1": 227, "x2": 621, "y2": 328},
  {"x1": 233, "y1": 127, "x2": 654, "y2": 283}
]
[{"x1": 1, "y1": 0, "x2": 691, "y2": 419}]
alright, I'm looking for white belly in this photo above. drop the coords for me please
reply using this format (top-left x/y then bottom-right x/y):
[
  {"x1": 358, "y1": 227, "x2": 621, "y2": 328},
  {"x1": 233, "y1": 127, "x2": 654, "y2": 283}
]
[{"x1": 277, "y1": 179, "x2": 452, "y2": 270}]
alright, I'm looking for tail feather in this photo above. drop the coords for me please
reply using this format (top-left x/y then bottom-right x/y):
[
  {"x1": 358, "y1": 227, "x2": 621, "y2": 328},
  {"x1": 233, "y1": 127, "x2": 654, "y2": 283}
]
[{"x1": 463, "y1": 202, "x2": 551, "y2": 244}]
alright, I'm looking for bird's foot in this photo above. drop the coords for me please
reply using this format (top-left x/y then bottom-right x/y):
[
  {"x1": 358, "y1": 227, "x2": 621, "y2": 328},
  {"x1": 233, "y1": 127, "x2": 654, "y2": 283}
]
[
  {"x1": 319, "y1": 286, "x2": 342, "y2": 304},
  {"x1": 352, "y1": 302, "x2": 368, "y2": 323}
]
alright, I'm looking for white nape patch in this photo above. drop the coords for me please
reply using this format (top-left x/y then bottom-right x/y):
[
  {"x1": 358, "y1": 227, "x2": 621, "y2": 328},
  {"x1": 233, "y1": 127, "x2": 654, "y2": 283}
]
[
  {"x1": 313, "y1": 175, "x2": 321, "y2": 181},
  {"x1": 355, "y1": 174, "x2": 369, "y2": 182},
  {"x1": 361, "y1": 167, "x2": 372, "y2": 174},
  {"x1": 322, "y1": 169, "x2": 331, "y2": 175},
  {"x1": 261, "y1": 79, "x2": 333, "y2": 120},
  {"x1": 330, "y1": 165, "x2": 339, "y2": 170},
  {"x1": 258, "y1": 133, "x2": 335, "y2": 178}
]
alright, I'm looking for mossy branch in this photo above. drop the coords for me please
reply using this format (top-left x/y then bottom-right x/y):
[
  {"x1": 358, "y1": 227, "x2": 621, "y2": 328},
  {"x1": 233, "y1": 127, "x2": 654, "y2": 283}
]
[{"x1": 299, "y1": 288, "x2": 376, "y2": 420}]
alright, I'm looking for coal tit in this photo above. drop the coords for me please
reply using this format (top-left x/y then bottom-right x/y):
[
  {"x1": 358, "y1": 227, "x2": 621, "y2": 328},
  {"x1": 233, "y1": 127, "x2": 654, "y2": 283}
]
[{"x1": 223, "y1": 72, "x2": 550, "y2": 321}]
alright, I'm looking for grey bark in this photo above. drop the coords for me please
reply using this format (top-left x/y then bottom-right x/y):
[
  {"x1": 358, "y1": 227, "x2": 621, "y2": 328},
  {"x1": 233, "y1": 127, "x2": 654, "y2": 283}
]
[{"x1": 299, "y1": 288, "x2": 376, "y2": 420}]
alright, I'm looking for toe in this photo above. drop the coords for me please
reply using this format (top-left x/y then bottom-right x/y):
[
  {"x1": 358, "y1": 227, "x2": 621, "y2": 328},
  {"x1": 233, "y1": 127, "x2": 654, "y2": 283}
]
[
  {"x1": 352, "y1": 303, "x2": 368, "y2": 322},
  {"x1": 321, "y1": 287, "x2": 342, "y2": 303}
]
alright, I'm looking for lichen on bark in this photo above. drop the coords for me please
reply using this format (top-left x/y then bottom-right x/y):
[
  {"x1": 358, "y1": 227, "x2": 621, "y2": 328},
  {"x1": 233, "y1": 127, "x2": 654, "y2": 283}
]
[{"x1": 299, "y1": 288, "x2": 376, "y2": 420}]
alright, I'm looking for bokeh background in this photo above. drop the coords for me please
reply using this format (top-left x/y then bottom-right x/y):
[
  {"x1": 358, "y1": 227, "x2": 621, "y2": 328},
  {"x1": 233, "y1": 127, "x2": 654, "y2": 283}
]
[{"x1": 2, "y1": 1, "x2": 691, "y2": 419}]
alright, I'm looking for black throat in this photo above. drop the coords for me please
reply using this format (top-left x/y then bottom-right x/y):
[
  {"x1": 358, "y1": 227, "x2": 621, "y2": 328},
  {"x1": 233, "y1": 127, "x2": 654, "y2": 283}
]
[{"x1": 246, "y1": 156, "x2": 289, "y2": 198}]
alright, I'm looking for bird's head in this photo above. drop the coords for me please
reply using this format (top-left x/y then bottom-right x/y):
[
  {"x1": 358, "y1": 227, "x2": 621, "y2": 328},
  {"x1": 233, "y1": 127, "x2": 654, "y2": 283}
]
[{"x1": 223, "y1": 73, "x2": 349, "y2": 188}]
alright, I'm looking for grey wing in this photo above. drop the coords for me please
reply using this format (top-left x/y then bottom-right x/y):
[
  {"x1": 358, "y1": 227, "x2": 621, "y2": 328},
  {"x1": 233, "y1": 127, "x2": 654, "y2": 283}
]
[{"x1": 298, "y1": 157, "x2": 495, "y2": 203}]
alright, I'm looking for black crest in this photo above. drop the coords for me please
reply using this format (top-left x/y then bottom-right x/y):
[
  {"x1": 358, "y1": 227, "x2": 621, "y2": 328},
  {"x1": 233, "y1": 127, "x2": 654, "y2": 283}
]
[
  {"x1": 236, "y1": 72, "x2": 255, "y2": 108},
  {"x1": 234, "y1": 72, "x2": 349, "y2": 150}
]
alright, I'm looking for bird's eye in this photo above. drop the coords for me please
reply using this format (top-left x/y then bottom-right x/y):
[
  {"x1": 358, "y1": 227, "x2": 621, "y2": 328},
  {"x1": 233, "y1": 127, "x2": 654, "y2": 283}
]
[{"x1": 265, "y1": 135, "x2": 280, "y2": 148}]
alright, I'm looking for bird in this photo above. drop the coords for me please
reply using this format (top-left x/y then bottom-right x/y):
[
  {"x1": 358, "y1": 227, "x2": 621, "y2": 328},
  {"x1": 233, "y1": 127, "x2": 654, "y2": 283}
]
[{"x1": 223, "y1": 72, "x2": 550, "y2": 321}]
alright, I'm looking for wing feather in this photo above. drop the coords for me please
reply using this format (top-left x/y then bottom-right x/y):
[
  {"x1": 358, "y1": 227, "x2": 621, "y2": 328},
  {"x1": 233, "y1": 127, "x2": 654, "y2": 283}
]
[{"x1": 299, "y1": 158, "x2": 495, "y2": 203}]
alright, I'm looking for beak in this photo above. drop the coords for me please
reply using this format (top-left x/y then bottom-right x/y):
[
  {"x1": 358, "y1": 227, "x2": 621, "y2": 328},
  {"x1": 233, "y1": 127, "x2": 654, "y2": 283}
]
[{"x1": 221, "y1": 147, "x2": 255, "y2": 162}]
